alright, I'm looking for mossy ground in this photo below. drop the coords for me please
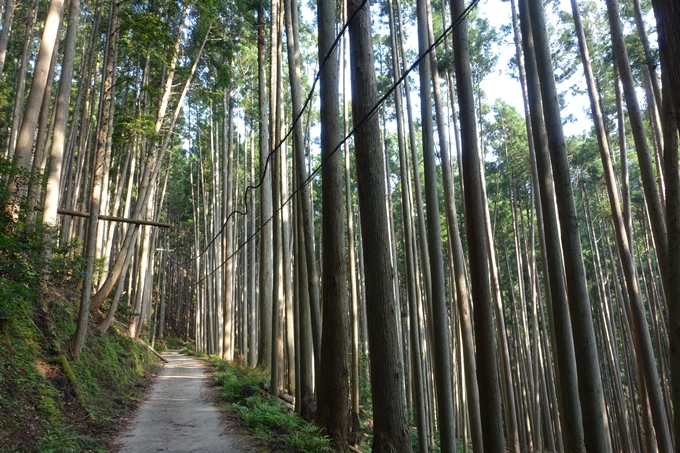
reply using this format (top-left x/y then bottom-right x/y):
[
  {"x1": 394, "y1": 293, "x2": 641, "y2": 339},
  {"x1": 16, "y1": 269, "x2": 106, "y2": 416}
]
[
  {"x1": 0, "y1": 285, "x2": 161, "y2": 453},
  {"x1": 0, "y1": 162, "x2": 162, "y2": 452}
]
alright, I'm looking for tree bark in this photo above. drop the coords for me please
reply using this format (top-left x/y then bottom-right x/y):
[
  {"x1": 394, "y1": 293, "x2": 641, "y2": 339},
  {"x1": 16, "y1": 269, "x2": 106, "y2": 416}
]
[
  {"x1": 0, "y1": 0, "x2": 16, "y2": 81},
  {"x1": 606, "y1": 0, "x2": 668, "y2": 287},
  {"x1": 385, "y1": 0, "x2": 430, "y2": 449},
  {"x1": 526, "y1": 0, "x2": 612, "y2": 449},
  {"x1": 414, "y1": 0, "x2": 456, "y2": 450},
  {"x1": 42, "y1": 0, "x2": 80, "y2": 226},
  {"x1": 256, "y1": 5, "x2": 273, "y2": 370},
  {"x1": 572, "y1": 1, "x2": 673, "y2": 450},
  {"x1": 314, "y1": 0, "x2": 349, "y2": 445},
  {"x1": 650, "y1": 0, "x2": 680, "y2": 447},
  {"x1": 6, "y1": 0, "x2": 38, "y2": 161},
  {"x1": 346, "y1": 0, "x2": 412, "y2": 449},
  {"x1": 284, "y1": 0, "x2": 321, "y2": 376},
  {"x1": 449, "y1": 0, "x2": 505, "y2": 451},
  {"x1": 72, "y1": 0, "x2": 119, "y2": 358},
  {"x1": 8, "y1": 0, "x2": 64, "y2": 212}
]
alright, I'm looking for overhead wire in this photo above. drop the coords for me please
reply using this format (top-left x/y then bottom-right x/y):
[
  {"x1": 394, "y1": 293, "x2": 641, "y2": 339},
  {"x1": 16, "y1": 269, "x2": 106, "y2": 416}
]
[
  {"x1": 170, "y1": 0, "x2": 481, "y2": 287},
  {"x1": 171, "y1": 0, "x2": 372, "y2": 266}
]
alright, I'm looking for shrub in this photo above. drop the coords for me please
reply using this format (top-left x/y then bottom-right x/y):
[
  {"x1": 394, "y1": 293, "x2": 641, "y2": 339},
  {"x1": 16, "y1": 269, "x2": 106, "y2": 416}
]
[{"x1": 210, "y1": 358, "x2": 333, "y2": 453}]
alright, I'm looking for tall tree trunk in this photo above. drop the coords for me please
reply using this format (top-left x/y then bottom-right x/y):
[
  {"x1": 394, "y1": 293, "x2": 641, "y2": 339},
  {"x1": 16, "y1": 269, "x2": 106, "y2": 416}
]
[
  {"x1": 270, "y1": 0, "x2": 284, "y2": 393},
  {"x1": 315, "y1": 0, "x2": 349, "y2": 444},
  {"x1": 385, "y1": 0, "x2": 429, "y2": 449},
  {"x1": 517, "y1": 0, "x2": 585, "y2": 450},
  {"x1": 414, "y1": 0, "x2": 456, "y2": 450},
  {"x1": 449, "y1": 0, "x2": 505, "y2": 449},
  {"x1": 6, "y1": 0, "x2": 38, "y2": 160},
  {"x1": 8, "y1": 0, "x2": 64, "y2": 212},
  {"x1": 0, "y1": 0, "x2": 16, "y2": 81},
  {"x1": 605, "y1": 0, "x2": 668, "y2": 287},
  {"x1": 223, "y1": 92, "x2": 234, "y2": 360},
  {"x1": 346, "y1": 0, "x2": 412, "y2": 448},
  {"x1": 614, "y1": 71, "x2": 632, "y2": 246},
  {"x1": 71, "y1": 0, "x2": 119, "y2": 358},
  {"x1": 341, "y1": 9, "x2": 360, "y2": 421},
  {"x1": 650, "y1": 0, "x2": 680, "y2": 446},
  {"x1": 571, "y1": 1, "x2": 674, "y2": 450},
  {"x1": 256, "y1": 5, "x2": 273, "y2": 370},
  {"x1": 249, "y1": 130, "x2": 258, "y2": 367},
  {"x1": 526, "y1": 0, "x2": 612, "y2": 449},
  {"x1": 25, "y1": 35, "x2": 59, "y2": 221},
  {"x1": 284, "y1": 0, "x2": 321, "y2": 376}
]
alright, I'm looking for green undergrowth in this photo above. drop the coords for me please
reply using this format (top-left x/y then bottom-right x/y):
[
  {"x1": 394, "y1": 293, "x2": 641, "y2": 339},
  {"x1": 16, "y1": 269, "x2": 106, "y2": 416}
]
[
  {"x1": 0, "y1": 173, "x2": 162, "y2": 452},
  {"x1": 208, "y1": 356, "x2": 333, "y2": 453},
  {"x1": 0, "y1": 285, "x2": 162, "y2": 453},
  {"x1": 153, "y1": 336, "x2": 194, "y2": 352}
]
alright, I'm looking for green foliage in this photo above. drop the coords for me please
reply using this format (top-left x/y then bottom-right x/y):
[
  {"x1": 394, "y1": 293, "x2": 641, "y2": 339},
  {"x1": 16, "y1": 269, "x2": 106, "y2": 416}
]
[
  {"x1": 179, "y1": 340, "x2": 198, "y2": 355},
  {"x1": 0, "y1": 159, "x2": 161, "y2": 452},
  {"x1": 0, "y1": 293, "x2": 161, "y2": 452},
  {"x1": 154, "y1": 336, "x2": 192, "y2": 352},
  {"x1": 0, "y1": 277, "x2": 32, "y2": 320},
  {"x1": 35, "y1": 426, "x2": 98, "y2": 453},
  {"x1": 0, "y1": 165, "x2": 84, "y2": 292},
  {"x1": 209, "y1": 357, "x2": 332, "y2": 452},
  {"x1": 0, "y1": 221, "x2": 48, "y2": 286}
]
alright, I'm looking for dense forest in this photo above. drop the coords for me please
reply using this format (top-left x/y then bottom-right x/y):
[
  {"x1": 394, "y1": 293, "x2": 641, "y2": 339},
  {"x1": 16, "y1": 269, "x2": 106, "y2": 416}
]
[{"x1": 1, "y1": 0, "x2": 679, "y2": 449}]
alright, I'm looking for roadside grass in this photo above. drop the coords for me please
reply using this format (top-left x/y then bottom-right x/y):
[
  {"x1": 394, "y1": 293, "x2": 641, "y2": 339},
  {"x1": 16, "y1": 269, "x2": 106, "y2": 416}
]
[
  {"x1": 0, "y1": 163, "x2": 162, "y2": 452},
  {"x1": 208, "y1": 356, "x2": 333, "y2": 453},
  {"x1": 153, "y1": 336, "x2": 193, "y2": 352},
  {"x1": 0, "y1": 282, "x2": 162, "y2": 453}
]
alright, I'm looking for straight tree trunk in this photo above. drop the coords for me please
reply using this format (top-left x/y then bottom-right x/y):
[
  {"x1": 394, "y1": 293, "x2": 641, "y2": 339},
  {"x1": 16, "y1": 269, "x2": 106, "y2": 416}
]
[
  {"x1": 284, "y1": 0, "x2": 321, "y2": 376},
  {"x1": 516, "y1": 0, "x2": 585, "y2": 450},
  {"x1": 223, "y1": 92, "x2": 234, "y2": 360},
  {"x1": 6, "y1": 0, "x2": 38, "y2": 160},
  {"x1": 341, "y1": 12, "x2": 360, "y2": 421},
  {"x1": 605, "y1": 0, "x2": 668, "y2": 286},
  {"x1": 0, "y1": 0, "x2": 16, "y2": 81},
  {"x1": 269, "y1": 0, "x2": 284, "y2": 393},
  {"x1": 614, "y1": 72, "x2": 632, "y2": 246},
  {"x1": 71, "y1": 0, "x2": 119, "y2": 358},
  {"x1": 9, "y1": 0, "x2": 64, "y2": 212},
  {"x1": 249, "y1": 129, "x2": 258, "y2": 366},
  {"x1": 25, "y1": 35, "x2": 60, "y2": 221},
  {"x1": 393, "y1": 0, "x2": 434, "y2": 335},
  {"x1": 526, "y1": 0, "x2": 612, "y2": 450},
  {"x1": 414, "y1": 0, "x2": 456, "y2": 449},
  {"x1": 346, "y1": 0, "x2": 412, "y2": 449},
  {"x1": 443, "y1": 139, "x2": 485, "y2": 452},
  {"x1": 385, "y1": 0, "x2": 429, "y2": 449},
  {"x1": 315, "y1": 0, "x2": 349, "y2": 445},
  {"x1": 449, "y1": 0, "x2": 505, "y2": 449},
  {"x1": 256, "y1": 5, "x2": 273, "y2": 370},
  {"x1": 571, "y1": 1, "x2": 674, "y2": 450},
  {"x1": 295, "y1": 176, "x2": 314, "y2": 404},
  {"x1": 649, "y1": 0, "x2": 680, "y2": 446}
]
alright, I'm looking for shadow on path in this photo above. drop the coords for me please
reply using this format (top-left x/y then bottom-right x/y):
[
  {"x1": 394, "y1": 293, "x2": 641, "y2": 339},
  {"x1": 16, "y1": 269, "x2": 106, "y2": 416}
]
[{"x1": 114, "y1": 350, "x2": 259, "y2": 453}]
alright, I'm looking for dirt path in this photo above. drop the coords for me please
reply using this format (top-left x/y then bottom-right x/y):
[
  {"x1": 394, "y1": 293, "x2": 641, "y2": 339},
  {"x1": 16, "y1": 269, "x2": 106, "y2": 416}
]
[{"x1": 114, "y1": 351, "x2": 260, "y2": 453}]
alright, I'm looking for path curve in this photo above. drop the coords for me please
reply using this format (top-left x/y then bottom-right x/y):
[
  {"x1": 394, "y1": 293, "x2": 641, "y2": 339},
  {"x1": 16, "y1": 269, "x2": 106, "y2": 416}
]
[{"x1": 115, "y1": 350, "x2": 257, "y2": 453}]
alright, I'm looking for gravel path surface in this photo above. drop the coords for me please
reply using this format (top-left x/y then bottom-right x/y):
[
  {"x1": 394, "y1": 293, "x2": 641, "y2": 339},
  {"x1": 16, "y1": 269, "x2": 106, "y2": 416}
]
[{"x1": 115, "y1": 351, "x2": 259, "y2": 453}]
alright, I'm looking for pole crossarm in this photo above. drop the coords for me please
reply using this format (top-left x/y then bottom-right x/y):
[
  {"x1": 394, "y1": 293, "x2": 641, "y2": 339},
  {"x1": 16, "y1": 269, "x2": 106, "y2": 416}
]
[{"x1": 57, "y1": 209, "x2": 171, "y2": 228}]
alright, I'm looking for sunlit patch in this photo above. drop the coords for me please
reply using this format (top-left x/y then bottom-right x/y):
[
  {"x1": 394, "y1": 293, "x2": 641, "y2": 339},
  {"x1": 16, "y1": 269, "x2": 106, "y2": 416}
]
[{"x1": 34, "y1": 359, "x2": 60, "y2": 379}]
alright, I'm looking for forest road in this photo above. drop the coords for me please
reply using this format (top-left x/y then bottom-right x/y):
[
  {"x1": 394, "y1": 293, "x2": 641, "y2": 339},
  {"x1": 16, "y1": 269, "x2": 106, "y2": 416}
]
[{"x1": 114, "y1": 350, "x2": 259, "y2": 453}]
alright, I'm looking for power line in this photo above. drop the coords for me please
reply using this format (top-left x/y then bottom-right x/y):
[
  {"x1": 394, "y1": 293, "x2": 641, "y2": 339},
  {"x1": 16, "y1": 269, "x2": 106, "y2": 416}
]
[
  {"x1": 171, "y1": 0, "x2": 372, "y2": 266},
  {"x1": 171, "y1": 0, "x2": 481, "y2": 288}
]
